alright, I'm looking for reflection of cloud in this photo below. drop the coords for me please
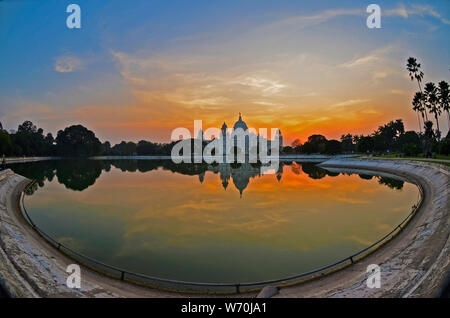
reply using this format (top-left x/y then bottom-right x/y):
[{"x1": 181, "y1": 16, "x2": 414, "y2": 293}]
[
  {"x1": 54, "y1": 55, "x2": 83, "y2": 73},
  {"x1": 346, "y1": 235, "x2": 373, "y2": 246}
]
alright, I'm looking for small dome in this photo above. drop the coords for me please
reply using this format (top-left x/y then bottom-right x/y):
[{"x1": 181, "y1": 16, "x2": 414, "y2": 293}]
[{"x1": 233, "y1": 113, "x2": 248, "y2": 131}]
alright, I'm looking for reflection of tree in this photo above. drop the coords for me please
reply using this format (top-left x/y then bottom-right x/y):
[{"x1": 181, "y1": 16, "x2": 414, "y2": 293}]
[
  {"x1": 24, "y1": 182, "x2": 39, "y2": 195},
  {"x1": 377, "y1": 176, "x2": 404, "y2": 190},
  {"x1": 56, "y1": 160, "x2": 105, "y2": 191},
  {"x1": 10, "y1": 159, "x2": 405, "y2": 197},
  {"x1": 9, "y1": 161, "x2": 56, "y2": 194},
  {"x1": 107, "y1": 160, "x2": 207, "y2": 176},
  {"x1": 290, "y1": 162, "x2": 302, "y2": 175},
  {"x1": 301, "y1": 163, "x2": 328, "y2": 179},
  {"x1": 359, "y1": 173, "x2": 404, "y2": 189}
]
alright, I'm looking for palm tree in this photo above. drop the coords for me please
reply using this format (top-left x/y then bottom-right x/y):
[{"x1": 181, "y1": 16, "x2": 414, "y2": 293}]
[
  {"x1": 424, "y1": 82, "x2": 442, "y2": 139},
  {"x1": 437, "y1": 80, "x2": 449, "y2": 127},
  {"x1": 406, "y1": 57, "x2": 428, "y2": 121},
  {"x1": 412, "y1": 92, "x2": 425, "y2": 133}
]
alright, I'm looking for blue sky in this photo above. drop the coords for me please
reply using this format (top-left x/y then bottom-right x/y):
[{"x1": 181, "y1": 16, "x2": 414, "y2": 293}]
[{"x1": 0, "y1": 0, "x2": 449, "y2": 143}]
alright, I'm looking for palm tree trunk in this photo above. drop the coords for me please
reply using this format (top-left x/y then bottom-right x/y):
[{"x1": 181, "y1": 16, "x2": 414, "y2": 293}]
[
  {"x1": 447, "y1": 111, "x2": 450, "y2": 130},
  {"x1": 435, "y1": 114, "x2": 440, "y2": 140},
  {"x1": 417, "y1": 111, "x2": 422, "y2": 133},
  {"x1": 417, "y1": 80, "x2": 429, "y2": 121}
]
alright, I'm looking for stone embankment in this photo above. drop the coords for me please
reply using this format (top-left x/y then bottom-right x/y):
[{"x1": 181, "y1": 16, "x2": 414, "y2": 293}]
[{"x1": 0, "y1": 158, "x2": 448, "y2": 298}]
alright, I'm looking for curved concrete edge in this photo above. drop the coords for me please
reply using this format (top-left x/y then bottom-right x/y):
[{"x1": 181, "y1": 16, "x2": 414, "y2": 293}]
[
  {"x1": 0, "y1": 169, "x2": 251, "y2": 298},
  {"x1": 273, "y1": 158, "x2": 449, "y2": 298},
  {"x1": 0, "y1": 158, "x2": 448, "y2": 298}
]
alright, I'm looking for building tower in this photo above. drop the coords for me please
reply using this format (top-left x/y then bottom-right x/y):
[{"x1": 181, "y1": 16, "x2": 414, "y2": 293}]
[{"x1": 221, "y1": 122, "x2": 227, "y2": 156}]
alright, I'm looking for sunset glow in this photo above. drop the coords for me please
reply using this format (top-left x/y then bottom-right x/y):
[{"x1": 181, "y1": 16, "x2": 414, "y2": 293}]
[{"x1": 1, "y1": 0, "x2": 449, "y2": 144}]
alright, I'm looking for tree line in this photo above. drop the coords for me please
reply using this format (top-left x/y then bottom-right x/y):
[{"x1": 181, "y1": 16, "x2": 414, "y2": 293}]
[
  {"x1": 0, "y1": 121, "x2": 176, "y2": 157},
  {"x1": 283, "y1": 57, "x2": 450, "y2": 157},
  {"x1": 1, "y1": 58, "x2": 448, "y2": 158}
]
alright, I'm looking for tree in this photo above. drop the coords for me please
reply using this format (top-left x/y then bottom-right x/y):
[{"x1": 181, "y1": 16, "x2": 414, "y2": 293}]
[
  {"x1": 305, "y1": 134, "x2": 327, "y2": 153},
  {"x1": 101, "y1": 141, "x2": 111, "y2": 155},
  {"x1": 402, "y1": 143, "x2": 421, "y2": 156},
  {"x1": 55, "y1": 125, "x2": 102, "y2": 157},
  {"x1": 374, "y1": 119, "x2": 405, "y2": 151},
  {"x1": 17, "y1": 120, "x2": 37, "y2": 134},
  {"x1": 340, "y1": 134, "x2": 355, "y2": 152},
  {"x1": 437, "y1": 80, "x2": 449, "y2": 127},
  {"x1": 423, "y1": 121, "x2": 436, "y2": 157},
  {"x1": 412, "y1": 92, "x2": 426, "y2": 133},
  {"x1": 424, "y1": 82, "x2": 442, "y2": 139},
  {"x1": 291, "y1": 139, "x2": 301, "y2": 147},
  {"x1": 397, "y1": 131, "x2": 420, "y2": 150},
  {"x1": 324, "y1": 140, "x2": 341, "y2": 154},
  {"x1": 14, "y1": 120, "x2": 48, "y2": 156},
  {"x1": 357, "y1": 136, "x2": 374, "y2": 153},
  {"x1": 0, "y1": 130, "x2": 12, "y2": 155},
  {"x1": 291, "y1": 139, "x2": 302, "y2": 153},
  {"x1": 406, "y1": 57, "x2": 428, "y2": 121},
  {"x1": 282, "y1": 146, "x2": 294, "y2": 154},
  {"x1": 301, "y1": 142, "x2": 315, "y2": 154}
]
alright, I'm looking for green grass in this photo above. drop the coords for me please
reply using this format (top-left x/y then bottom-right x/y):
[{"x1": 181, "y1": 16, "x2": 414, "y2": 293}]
[
  {"x1": 377, "y1": 153, "x2": 450, "y2": 161},
  {"x1": 410, "y1": 160, "x2": 450, "y2": 167}
]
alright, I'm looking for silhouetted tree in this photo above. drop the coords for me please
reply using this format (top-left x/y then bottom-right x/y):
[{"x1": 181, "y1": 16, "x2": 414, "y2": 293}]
[
  {"x1": 55, "y1": 125, "x2": 102, "y2": 157},
  {"x1": 324, "y1": 140, "x2": 341, "y2": 154},
  {"x1": 438, "y1": 80, "x2": 449, "y2": 127},
  {"x1": 357, "y1": 136, "x2": 374, "y2": 153},
  {"x1": 424, "y1": 82, "x2": 442, "y2": 139},
  {"x1": 412, "y1": 92, "x2": 426, "y2": 133},
  {"x1": 340, "y1": 134, "x2": 355, "y2": 152},
  {"x1": 407, "y1": 57, "x2": 428, "y2": 121}
]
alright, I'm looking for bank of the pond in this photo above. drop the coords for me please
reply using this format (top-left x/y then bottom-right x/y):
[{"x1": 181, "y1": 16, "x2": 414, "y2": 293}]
[
  {"x1": 0, "y1": 159, "x2": 448, "y2": 298},
  {"x1": 3, "y1": 157, "x2": 59, "y2": 165}
]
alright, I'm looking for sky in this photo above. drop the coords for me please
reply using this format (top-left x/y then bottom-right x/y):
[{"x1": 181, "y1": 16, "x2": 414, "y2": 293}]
[{"x1": 0, "y1": 0, "x2": 449, "y2": 145}]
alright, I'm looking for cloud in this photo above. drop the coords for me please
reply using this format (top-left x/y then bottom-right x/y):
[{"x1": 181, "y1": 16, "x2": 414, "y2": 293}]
[
  {"x1": 263, "y1": 8, "x2": 363, "y2": 31},
  {"x1": 339, "y1": 55, "x2": 380, "y2": 68},
  {"x1": 54, "y1": 55, "x2": 83, "y2": 73},
  {"x1": 390, "y1": 89, "x2": 408, "y2": 95},
  {"x1": 385, "y1": 4, "x2": 409, "y2": 18},
  {"x1": 385, "y1": 4, "x2": 450, "y2": 25},
  {"x1": 331, "y1": 99, "x2": 371, "y2": 108},
  {"x1": 339, "y1": 46, "x2": 396, "y2": 69},
  {"x1": 233, "y1": 76, "x2": 286, "y2": 95}
]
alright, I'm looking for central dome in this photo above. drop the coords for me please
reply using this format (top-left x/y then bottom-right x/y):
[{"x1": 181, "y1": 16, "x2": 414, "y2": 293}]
[{"x1": 233, "y1": 113, "x2": 248, "y2": 131}]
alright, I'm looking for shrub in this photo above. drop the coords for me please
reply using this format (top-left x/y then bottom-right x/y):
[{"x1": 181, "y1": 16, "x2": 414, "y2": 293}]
[{"x1": 402, "y1": 143, "x2": 421, "y2": 156}]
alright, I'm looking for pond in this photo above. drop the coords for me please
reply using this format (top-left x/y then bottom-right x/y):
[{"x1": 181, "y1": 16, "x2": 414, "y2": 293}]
[{"x1": 9, "y1": 159, "x2": 419, "y2": 285}]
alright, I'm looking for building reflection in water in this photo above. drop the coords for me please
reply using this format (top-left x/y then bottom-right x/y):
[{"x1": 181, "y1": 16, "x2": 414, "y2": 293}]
[{"x1": 9, "y1": 159, "x2": 404, "y2": 196}]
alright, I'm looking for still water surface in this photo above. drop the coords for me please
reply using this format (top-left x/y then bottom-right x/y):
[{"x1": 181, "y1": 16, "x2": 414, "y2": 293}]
[{"x1": 10, "y1": 160, "x2": 419, "y2": 283}]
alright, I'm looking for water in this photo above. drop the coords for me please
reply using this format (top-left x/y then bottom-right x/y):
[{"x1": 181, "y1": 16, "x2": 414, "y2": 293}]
[{"x1": 10, "y1": 160, "x2": 419, "y2": 284}]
